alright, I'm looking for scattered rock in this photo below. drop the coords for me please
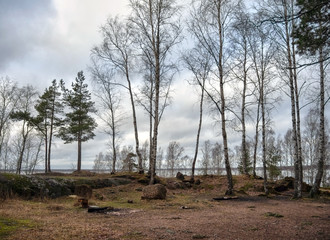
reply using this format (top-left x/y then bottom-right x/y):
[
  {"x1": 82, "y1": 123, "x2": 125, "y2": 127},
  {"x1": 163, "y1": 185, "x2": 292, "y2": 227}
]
[
  {"x1": 273, "y1": 177, "x2": 311, "y2": 193},
  {"x1": 184, "y1": 182, "x2": 192, "y2": 188},
  {"x1": 194, "y1": 179, "x2": 201, "y2": 185},
  {"x1": 176, "y1": 172, "x2": 185, "y2": 181},
  {"x1": 142, "y1": 184, "x2": 167, "y2": 200},
  {"x1": 273, "y1": 177, "x2": 294, "y2": 192},
  {"x1": 166, "y1": 180, "x2": 186, "y2": 190},
  {"x1": 302, "y1": 182, "x2": 312, "y2": 192}
]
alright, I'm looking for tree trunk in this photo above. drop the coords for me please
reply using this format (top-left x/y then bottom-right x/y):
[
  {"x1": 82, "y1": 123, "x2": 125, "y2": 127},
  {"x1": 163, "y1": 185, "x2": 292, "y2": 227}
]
[
  {"x1": 150, "y1": 60, "x2": 160, "y2": 184},
  {"x1": 253, "y1": 101, "x2": 260, "y2": 178},
  {"x1": 44, "y1": 129, "x2": 48, "y2": 173},
  {"x1": 216, "y1": 1, "x2": 233, "y2": 195},
  {"x1": 191, "y1": 79, "x2": 205, "y2": 182},
  {"x1": 310, "y1": 47, "x2": 325, "y2": 197},
  {"x1": 261, "y1": 87, "x2": 268, "y2": 195},
  {"x1": 77, "y1": 138, "x2": 82, "y2": 172},
  {"x1": 111, "y1": 123, "x2": 117, "y2": 174},
  {"x1": 17, "y1": 135, "x2": 27, "y2": 175},
  {"x1": 241, "y1": 46, "x2": 248, "y2": 175},
  {"x1": 127, "y1": 78, "x2": 143, "y2": 174},
  {"x1": 283, "y1": 1, "x2": 302, "y2": 198},
  {"x1": 48, "y1": 100, "x2": 56, "y2": 173},
  {"x1": 292, "y1": 16, "x2": 303, "y2": 199},
  {"x1": 44, "y1": 120, "x2": 48, "y2": 173}
]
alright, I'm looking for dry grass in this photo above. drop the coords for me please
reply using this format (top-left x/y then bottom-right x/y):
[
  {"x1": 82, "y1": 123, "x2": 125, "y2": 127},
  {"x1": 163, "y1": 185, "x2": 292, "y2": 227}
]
[{"x1": 0, "y1": 174, "x2": 329, "y2": 240}]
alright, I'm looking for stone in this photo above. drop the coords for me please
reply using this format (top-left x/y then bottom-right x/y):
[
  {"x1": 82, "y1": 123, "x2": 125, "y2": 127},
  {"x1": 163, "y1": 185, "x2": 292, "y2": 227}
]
[
  {"x1": 176, "y1": 172, "x2": 185, "y2": 181},
  {"x1": 194, "y1": 179, "x2": 201, "y2": 185},
  {"x1": 166, "y1": 180, "x2": 185, "y2": 190},
  {"x1": 142, "y1": 184, "x2": 167, "y2": 200}
]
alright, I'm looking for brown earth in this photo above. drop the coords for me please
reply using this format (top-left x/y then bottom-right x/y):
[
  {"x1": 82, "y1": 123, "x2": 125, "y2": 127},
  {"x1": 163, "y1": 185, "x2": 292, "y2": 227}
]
[{"x1": 0, "y1": 174, "x2": 329, "y2": 240}]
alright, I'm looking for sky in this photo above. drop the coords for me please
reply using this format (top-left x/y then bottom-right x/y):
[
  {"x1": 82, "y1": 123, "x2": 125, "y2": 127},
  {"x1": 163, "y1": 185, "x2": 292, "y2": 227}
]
[{"x1": 0, "y1": 0, "x2": 328, "y2": 170}]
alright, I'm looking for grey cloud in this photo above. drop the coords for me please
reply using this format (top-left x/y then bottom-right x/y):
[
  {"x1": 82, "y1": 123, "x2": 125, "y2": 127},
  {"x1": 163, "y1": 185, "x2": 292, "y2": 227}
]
[{"x1": 0, "y1": 0, "x2": 56, "y2": 70}]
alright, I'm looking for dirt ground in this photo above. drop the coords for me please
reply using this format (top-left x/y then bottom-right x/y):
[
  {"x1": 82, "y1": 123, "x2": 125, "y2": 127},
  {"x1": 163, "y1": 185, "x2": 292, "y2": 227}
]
[{"x1": 1, "y1": 175, "x2": 329, "y2": 240}]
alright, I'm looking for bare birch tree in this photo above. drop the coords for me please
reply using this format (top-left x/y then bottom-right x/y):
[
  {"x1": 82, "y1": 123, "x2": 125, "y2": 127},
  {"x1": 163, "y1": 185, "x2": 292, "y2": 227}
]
[
  {"x1": 92, "y1": 16, "x2": 144, "y2": 173},
  {"x1": 0, "y1": 77, "x2": 20, "y2": 164},
  {"x1": 90, "y1": 61, "x2": 124, "y2": 174},
  {"x1": 129, "y1": 0, "x2": 182, "y2": 184},
  {"x1": 229, "y1": 7, "x2": 254, "y2": 175},
  {"x1": 249, "y1": 13, "x2": 279, "y2": 194},
  {"x1": 182, "y1": 46, "x2": 211, "y2": 182},
  {"x1": 188, "y1": 0, "x2": 241, "y2": 195}
]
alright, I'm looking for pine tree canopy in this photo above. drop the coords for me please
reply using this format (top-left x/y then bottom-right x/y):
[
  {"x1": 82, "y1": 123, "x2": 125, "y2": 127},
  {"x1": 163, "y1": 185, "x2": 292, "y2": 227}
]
[
  {"x1": 294, "y1": 0, "x2": 330, "y2": 55},
  {"x1": 59, "y1": 71, "x2": 97, "y2": 144}
]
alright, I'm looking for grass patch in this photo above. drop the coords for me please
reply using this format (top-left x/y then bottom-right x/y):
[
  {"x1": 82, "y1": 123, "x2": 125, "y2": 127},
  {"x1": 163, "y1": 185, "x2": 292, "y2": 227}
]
[
  {"x1": 265, "y1": 212, "x2": 284, "y2": 218},
  {"x1": 250, "y1": 227, "x2": 259, "y2": 231},
  {"x1": 192, "y1": 234, "x2": 209, "y2": 239},
  {"x1": 0, "y1": 217, "x2": 34, "y2": 239}
]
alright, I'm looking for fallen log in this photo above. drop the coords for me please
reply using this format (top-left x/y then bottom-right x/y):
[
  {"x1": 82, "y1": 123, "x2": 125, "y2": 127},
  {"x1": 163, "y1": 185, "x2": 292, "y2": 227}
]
[
  {"x1": 213, "y1": 196, "x2": 238, "y2": 201},
  {"x1": 88, "y1": 206, "x2": 111, "y2": 213}
]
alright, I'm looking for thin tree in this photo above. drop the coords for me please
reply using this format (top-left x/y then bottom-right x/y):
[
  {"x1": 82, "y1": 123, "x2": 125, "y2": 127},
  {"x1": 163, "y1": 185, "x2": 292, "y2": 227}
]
[
  {"x1": 249, "y1": 13, "x2": 279, "y2": 194},
  {"x1": 166, "y1": 141, "x2": 184, "y2": 177},
  {"x1": 229, "y1": 7, "x2": 254, "y2": 175},
  {"x1": 0, "y1": 77, "x2": 20, "y2": 162},
  {"x1": 92, "y1": 17, "x2": 144, "y2": 174},
  {"x1": 59, "y1": 71, "x2": 97, "y2": 172},
  {"x1": 182, "y1": 46, "x2": 211, "y2": 182},
  {"x1": 90, "y1": 62, "x2": 124, "y2": 174},
  {"x1": 201, "y1": 140, "x2": 212, "y2": 176}
]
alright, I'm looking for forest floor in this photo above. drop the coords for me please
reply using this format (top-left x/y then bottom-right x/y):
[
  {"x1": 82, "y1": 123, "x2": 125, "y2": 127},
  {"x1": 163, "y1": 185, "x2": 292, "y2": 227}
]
[{"x1": 0, "y1": 173, "x2": 329, "y2": 240}]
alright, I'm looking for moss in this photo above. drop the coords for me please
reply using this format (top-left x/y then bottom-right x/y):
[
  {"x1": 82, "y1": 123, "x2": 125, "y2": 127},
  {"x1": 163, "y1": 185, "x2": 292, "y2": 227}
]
[
  {"x1": 0, "y1": 217, "x2": 34, "y2": 239},
  {"x1": 192, "y1": 234, "x2": 208, "y2": 239},
  {"x1": 265, "y1": 212, "x2": 284, "y2": 218}
]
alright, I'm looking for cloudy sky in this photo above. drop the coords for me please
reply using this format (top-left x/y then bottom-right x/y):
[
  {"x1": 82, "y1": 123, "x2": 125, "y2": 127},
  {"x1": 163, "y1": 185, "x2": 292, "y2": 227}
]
[{"x1": 0, "y1": 1, "x2": 328, "y2": 170}]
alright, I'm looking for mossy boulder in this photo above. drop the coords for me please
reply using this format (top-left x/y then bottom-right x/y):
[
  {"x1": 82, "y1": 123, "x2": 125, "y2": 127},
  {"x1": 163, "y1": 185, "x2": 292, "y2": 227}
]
[
  {"x1": 142, "y1": 184, "x2": 167, "y2": 200},
  {"x1": 0, "y1": 174, "x2": 73, "y2": 199}
]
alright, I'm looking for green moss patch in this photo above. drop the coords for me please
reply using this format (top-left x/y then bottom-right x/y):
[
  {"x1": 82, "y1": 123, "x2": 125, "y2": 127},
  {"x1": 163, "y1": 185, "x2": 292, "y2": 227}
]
[
  {"x1": 265, "y1": 212, "x2": 284, "y2": 218},
  {"x1": 0, "y1": 217, "x2": 34, "y2": 239}
]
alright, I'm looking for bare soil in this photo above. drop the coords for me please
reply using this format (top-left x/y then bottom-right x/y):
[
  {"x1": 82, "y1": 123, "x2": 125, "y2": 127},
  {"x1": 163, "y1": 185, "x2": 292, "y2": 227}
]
[{"x1": 0, "y1": 174, "x2": 329, "y2": 240}]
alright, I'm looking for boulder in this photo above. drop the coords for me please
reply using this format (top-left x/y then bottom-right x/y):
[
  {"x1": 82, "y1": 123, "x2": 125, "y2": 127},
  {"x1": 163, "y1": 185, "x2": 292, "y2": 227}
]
[
  {"x1": 176, "y1": 172, "x2": 185, "y2": 181},
  {"x1": 142, "y1": 184, "x2": 167, "y2": 200},
  {"x1": 166, "y1": 180, "x2": 186, "y2": 190}
]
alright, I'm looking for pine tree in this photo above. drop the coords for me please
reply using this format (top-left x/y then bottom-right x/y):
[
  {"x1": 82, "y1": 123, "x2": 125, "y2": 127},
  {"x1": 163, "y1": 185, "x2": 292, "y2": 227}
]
[
  {"x1": 59, "y1": 71, "x2": 97, "y2": 172},
  {"x1": 294, "y1": 0, "x2": 329, "y2": 55}
]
